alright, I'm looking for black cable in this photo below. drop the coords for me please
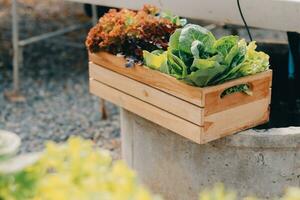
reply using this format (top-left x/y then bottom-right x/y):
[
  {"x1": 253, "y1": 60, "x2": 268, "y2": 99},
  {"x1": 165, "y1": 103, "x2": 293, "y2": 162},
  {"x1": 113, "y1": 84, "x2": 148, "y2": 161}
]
[{"x1": 237, "y1": 0, "x2": 253, "y2": 41}]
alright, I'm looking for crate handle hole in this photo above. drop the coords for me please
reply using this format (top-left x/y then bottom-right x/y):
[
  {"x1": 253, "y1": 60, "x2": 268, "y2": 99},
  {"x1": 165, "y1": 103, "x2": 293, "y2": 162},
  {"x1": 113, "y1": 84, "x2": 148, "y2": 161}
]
[{"x1": 220, "y1": 84, "x2": 252, "y2": 98}]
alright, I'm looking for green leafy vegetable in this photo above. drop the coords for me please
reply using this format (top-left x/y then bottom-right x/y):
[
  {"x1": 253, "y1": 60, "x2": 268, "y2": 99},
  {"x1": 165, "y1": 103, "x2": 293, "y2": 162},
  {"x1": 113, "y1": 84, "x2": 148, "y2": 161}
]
[
  {"x1": 143, "y1": 24, "x2": 270, "y2": 88},
  {"x1": 237, "y1": 42, "x2": 270, "y2": 76},
  {"x1": 167, "y1": 50, "x2": 188, "y2": 79},
  {"x1": 220, "y1": 84, "x2": 252, "y2": 98},
  {"x1": 191, "y1": 40, "x2": 204, "y2": 59},
  {"x1": 178, "y1": 24, "x2": 216, "y2": 55},
  {"x1": 160, "y1": 12, "x2": 187, "y2": 26},
  {"x1": 185, "y1": 59, "x2": 227, "y2": 87},
  {"x1": 143, "y1": 50, "x2": 168, "y2": 70},
  {"x1": 213, "y1": 36, "x2": 239, "y2": 57},
  {"x1": 169, "y1": 29, "x2": 181, "y2": 50}
]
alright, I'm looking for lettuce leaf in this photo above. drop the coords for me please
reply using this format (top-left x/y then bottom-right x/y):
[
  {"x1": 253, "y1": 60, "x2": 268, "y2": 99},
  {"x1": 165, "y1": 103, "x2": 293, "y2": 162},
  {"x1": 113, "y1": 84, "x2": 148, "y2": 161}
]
[
  {"x1": 143, "y1": 50, "x2": 168, "y2": 72},
  {"x1": 210, "y1": 39, "x2": 247, "y2": 84},
  {"x1": 213, "y1": 36, "x2": 239, "y2": 57},
  {"x1": 169, "y1": 29, "x2": 181, "y2": 50},
  {"x1": 160, "y1": 12, "x2": 187, "y2": 26},
  {"x1": 191, "y1": 40, "x2": 204, "y2": 59},
  {"x1": 185, "y1": 56, "x2": 227, "y2": 87},
  {"x1": 167, "y1": 49, "x2": 188, "y2": 78},
  {"x1": 237, "y1": 42, "x2": 269, "y2": 76},
  {"x1": 142, "y1": 24, "x2": 270, "y2": 88},
  {"x1": 178, "y1": 24, "x2": 216, "y2": 56}
]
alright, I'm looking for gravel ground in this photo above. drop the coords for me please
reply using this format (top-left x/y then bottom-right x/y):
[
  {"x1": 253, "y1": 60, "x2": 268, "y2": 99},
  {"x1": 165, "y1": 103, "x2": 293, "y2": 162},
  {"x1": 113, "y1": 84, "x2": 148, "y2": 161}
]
[{"x1": 0, "y1": 0, "x2": 121, "y2": 159}]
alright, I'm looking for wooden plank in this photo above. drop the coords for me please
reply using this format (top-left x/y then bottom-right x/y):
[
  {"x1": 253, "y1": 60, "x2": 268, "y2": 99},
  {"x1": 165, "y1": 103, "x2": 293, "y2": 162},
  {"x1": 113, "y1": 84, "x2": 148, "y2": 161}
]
[
  {"x1": 67, "y1": 0, "x2": 300, "y2": 33},
  {"x1": 89, "y1": 52, "x2": 204, "y2": 106},
  {"x1": 89, "y1": 62, "x2": 203, "y2": 125},
  {"x1": 203, "y1": 70, "x2": 272, "y2": 93},
  {"x1": 201, "y1": 97, "x2": 270, "y2": 144},
  {"x1": 203, "y1": 70, "x2": 272, "y2": 116},
  {"x1": 90, "y1": 78, "x2": 202, "y2": 143}
]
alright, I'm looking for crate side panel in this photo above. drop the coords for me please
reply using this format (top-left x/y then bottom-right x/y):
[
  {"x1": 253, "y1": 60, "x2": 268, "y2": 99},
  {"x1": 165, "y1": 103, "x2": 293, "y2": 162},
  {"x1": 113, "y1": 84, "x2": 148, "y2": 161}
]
[
  {"x1": 89, "y1": 63, "x2": 204, "y2": 125},
  {"x1": 203, "y1": 70, "x2": 272, "y2": 116},
  {"x1": 89, "y1": 52, "x2": 204, "y2": 106},
  {"x1": 200, "y1": 97, "x2": 270, "y2": 144},
  {"x1": 89, "y1": 78, "x2": 202, "y2": 143}
]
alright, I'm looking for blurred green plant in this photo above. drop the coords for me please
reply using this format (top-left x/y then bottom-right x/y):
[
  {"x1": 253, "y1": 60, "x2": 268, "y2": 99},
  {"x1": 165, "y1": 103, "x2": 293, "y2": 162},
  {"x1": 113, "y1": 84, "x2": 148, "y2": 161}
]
[
  {"x1": 1, "y1": 136, "x2": 300, "y2": 200},
  {"x1": 199, "y1": 184, "x2": 300, "y2": 200},
  {"x1": 0, "y1": 137, "x2": 161, "y2": 200},
  {"x1": 283, "y1": 187, "x2": 300, "y2": 200},
  {"x1": 199, "y1": 183, "x2": 236, "y2": 200}
]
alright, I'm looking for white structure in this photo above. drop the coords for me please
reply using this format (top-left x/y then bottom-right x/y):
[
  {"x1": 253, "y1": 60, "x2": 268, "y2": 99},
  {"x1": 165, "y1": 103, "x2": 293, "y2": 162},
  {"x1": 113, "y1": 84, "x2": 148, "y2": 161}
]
[{"x1": 70, "y1": 0, "x2": 300, "y2": 33}]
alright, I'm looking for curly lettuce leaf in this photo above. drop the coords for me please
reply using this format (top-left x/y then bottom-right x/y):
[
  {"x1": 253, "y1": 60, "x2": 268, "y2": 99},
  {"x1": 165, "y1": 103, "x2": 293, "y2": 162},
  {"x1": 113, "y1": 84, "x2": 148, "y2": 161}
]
[{"x1": 238, "y1": 41, "x2": 270, "y2": 76}]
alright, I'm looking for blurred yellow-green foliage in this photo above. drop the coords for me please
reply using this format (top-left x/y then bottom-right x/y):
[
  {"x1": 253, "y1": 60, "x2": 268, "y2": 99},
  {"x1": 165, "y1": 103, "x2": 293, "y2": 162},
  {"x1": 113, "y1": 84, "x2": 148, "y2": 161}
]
[
  {"x1": 0, "y1": 137, "x2": 161, "y2": 200},
  {"x1": 199, "y1": 183, "x2": 236, "y2": 200},
  {"x1": 198, "y1": 184, "x2": 300, "y2": 200},
  {"x1": 1, "y1": 137, "x2": 300, "y2": 200}
]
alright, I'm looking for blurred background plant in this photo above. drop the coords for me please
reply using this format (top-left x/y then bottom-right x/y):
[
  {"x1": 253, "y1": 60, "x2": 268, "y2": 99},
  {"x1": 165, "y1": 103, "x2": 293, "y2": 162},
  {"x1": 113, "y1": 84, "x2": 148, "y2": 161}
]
[
  {"x1": 0, "y1": 136, "x2": 300, "y2": 200},
  {"x1": 0, "y1": 137, "x2": 161, "y2": 200},
  {"x1": 198, "y1": 184, "x2": 300, "y2": 200}
]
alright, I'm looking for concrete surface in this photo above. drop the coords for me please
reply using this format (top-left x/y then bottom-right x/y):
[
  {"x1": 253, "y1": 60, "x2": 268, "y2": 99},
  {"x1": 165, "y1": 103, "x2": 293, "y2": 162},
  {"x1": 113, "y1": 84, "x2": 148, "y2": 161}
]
[{"x1": 120, "y1": 109, "x2": 300, "y2": 200}]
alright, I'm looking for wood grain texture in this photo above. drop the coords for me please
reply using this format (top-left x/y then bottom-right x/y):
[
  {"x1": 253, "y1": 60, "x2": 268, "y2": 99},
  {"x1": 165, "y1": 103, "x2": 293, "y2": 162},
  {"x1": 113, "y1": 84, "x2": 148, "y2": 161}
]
[
  {"x1": 203, "y1": 70, "x2": 272, "y2": 116},
  {"x1": 90, "y1": 78, "x2": 202, "y2": 143},
  {"x1": 89, "y1": 52, "x2": 205, "y2": 106},
  {"x1": 201, "y1": 97, "x2": 270, "y2": 144},
  {"x1": 89, "y1": 62, "x2": 204, "y2": 125}
]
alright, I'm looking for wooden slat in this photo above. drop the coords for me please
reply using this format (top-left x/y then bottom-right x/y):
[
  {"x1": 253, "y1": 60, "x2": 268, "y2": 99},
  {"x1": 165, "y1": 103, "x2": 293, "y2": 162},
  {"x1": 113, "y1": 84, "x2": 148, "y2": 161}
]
[
  {"x1": 89, "y1": 52, "x2": 204, "y2": 106},
  {"x1": 203, "y1": 70, "x2": 272, "y2": 116},
  {"x1": 89, "y1": 62, "x2": 204, "y2": 125},
  {"x1": 90, "y1": 78, "x2": 202, "y2": 143},
  {"x1": 203, "y1": 70, "x2": 272, "y2": 93},
  {"x1": 202, "y1": 97, "x2": 270, "y2": 144}
]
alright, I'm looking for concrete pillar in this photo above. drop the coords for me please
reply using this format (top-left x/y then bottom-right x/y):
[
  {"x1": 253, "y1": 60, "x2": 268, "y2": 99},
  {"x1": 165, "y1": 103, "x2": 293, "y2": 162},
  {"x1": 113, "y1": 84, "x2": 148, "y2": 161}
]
[{"x1": 120, "y1": 108, "x2": 300, "y2": 200}]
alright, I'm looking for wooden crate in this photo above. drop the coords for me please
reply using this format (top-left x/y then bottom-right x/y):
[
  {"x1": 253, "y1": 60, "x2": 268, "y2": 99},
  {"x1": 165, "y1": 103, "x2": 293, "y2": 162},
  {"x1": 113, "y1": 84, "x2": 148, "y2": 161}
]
[{"x1": 89, "y1": 52, "x2": 272, "y2": 144}]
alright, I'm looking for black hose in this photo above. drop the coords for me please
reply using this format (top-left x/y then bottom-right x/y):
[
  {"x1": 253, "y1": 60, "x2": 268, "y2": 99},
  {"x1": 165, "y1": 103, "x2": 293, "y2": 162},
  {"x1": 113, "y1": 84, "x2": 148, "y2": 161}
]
[{"x1": 237, "y1": 0, "x2": 253, "y2": 41}]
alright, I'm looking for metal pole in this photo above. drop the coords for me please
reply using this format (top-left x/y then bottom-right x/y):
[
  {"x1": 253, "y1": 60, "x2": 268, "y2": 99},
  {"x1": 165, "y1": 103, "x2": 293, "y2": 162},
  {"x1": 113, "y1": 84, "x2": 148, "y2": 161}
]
[
  {"x1": 18, "y1": 23, "x2": 89, "y2": 47},
  {"x1": 91, "y1": 5, "x2": 98, "y2": 25},
  {"x1": 12, "y1": 0, "x2": 19, "y2": 92},
  {"x1": 91, "y1": 4, "x2": 107, "y2": 119},
  {"x1": 5, "y1": 0, "x2": 25, "y2": 101}
]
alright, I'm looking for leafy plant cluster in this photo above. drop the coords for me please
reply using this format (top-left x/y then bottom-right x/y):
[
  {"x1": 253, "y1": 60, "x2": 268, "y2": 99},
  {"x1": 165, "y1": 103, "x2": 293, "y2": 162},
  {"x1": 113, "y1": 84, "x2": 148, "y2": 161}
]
[
  {"x1": 86, "y1": 5, "x2": 186, "y2": 60},
  {"x1": 0, "y1": 137, "x2": 161, "y2": 200},
  {"x1": 198, "y1": 184, "x2": 300, "y2": 200},
  {"x1": 143, "y1": 24, "x2": 270, "y2": 87},
  {"x1": 1, "y1": 137, "x2": 300, "y2": 200}
]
